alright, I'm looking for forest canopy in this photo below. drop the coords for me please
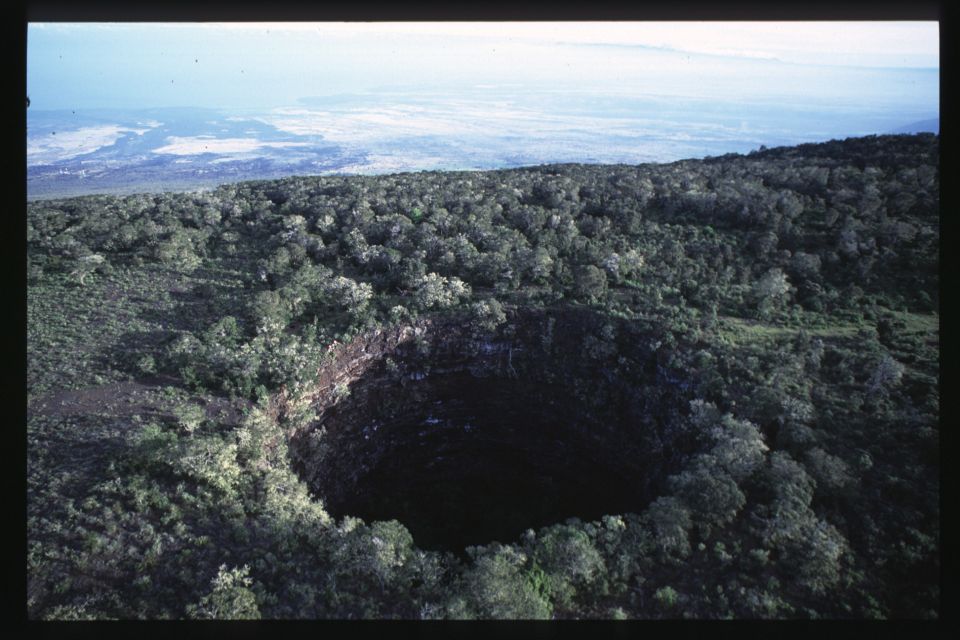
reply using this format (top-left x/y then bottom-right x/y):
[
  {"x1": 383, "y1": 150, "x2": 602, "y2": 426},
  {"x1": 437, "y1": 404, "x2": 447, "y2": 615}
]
[{"x1": 27, "y1": 134, "x2": 939, "y2": 620}]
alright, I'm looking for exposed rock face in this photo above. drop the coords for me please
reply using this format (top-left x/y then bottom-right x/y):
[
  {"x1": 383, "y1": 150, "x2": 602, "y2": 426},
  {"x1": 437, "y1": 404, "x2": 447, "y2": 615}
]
[{"x1": 287, "y1": 307, "x2": 702, "y2": 552}]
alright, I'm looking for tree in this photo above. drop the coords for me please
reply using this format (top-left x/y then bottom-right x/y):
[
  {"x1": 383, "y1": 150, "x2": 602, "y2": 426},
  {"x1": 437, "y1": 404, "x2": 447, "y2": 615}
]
[
  {"x1": 668, "y1": 455, "x2": 746, "y2": 530},
  {"x1": 186, "y1": 565, "x2": 261, "y2": 620},
  {"x1": 413, "y1": 272, "x2": 471, "y2": 310},
  {"x1": 708, "y1": 414, "x2": 769, "y2": 482},
  {"x1": 619, "y1": 248, "x2": 645, "y2": 280},
  {"x1": 530, "y1": 524, "x2": 605, "y2": 610},
  {"x1": 804, "y1": 447, "x2": 854, "y2": 494},
  {"x1": 753, "y1": 268, "x2": 792, "y2": 319},
  {"x1": 653, "y1": 585, "x2": 679, "y2": 611},
  {"x1": 469, "y1": 299, "x2": 507, "y2": 334},
  {"x1": 458, "y1": 544, "x2": 553, "y2": 619},
  {"x1": 645, "y1": 496, "x2": 693, "y2": 558},
  {"x1": 753, "y1": 452, "x2": 851, "y2": 595},
  {"x1": 333, "y1": 519, "x2": 416, "y2": 596},
  {"x1": 572, "y1": 264, "x2": 608, "y2": 303},
  {"x1": 323, "y1": 275, "x2": 375, "y2": 319},
  {"x1": 154, "y1": 229, "x2": 205, "y2": 271},
  {"x1": 250, "y1": 290, "x2": 291, "y2": 334},
  {"x1": 688, "y1": 400, "x2": 768, "y2": 481},
  {"x1": 867, "y1": 354, "x2": 904, "y2": 395}
]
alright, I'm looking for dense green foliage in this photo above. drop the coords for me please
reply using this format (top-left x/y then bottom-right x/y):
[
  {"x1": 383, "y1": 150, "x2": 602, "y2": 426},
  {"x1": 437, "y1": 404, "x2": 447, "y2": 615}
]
[{"x1": 27, "y1": 134, "x2": 938, "y2": 619}]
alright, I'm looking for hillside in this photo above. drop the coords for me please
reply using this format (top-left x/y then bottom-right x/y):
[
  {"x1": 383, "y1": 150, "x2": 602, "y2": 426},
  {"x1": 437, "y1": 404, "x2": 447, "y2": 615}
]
[
  {"x1": 26, "y1": 133, "x2": 939, "y2": 620},
  {"x1": 888, "y1": 118, "x2": 939, "y2": 135}
]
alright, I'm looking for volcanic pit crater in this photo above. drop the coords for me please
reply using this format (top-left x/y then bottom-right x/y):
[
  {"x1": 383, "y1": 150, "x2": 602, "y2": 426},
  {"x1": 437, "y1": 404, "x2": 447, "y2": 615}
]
[{"x1": 287, "y1": 307, "x2": 702, "y2": 553}]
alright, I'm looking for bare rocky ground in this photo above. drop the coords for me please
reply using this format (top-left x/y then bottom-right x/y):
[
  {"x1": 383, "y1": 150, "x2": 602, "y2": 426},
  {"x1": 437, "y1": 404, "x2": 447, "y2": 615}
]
[{"x1": 28, "y1": 376, "x2": 250, "y2": 427}]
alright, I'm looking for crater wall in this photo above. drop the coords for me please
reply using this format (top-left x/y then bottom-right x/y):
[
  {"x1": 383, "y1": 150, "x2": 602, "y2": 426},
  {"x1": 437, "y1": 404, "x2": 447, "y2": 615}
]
[{"x1": 287, "y1": 307, "x2": 701, "y2": 552}]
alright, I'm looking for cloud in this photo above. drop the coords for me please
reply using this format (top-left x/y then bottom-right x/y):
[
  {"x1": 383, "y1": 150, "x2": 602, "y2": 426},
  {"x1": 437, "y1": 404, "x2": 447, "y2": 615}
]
[
  {"x1": 31, "y1": 21, "x2": 938, "y2": 69},
  {"x1": 152, "y1": 136, "x2": 311, "y2": 155},
  {"x1": 27, "y1": 124, "x2": 151, "y2": 165},
  {"x1": 289, "y1": 21, "x2": 940, "y2": 68}
]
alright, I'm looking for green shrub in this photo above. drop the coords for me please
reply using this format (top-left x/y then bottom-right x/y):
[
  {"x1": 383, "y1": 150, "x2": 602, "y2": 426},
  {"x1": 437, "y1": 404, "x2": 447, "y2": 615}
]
[
  {"x1": 654, "y1": 585, "x2": 679, "y2": 609},
  {"x1": 186, "y1": 565, "x2": 261, "y2": 620}
]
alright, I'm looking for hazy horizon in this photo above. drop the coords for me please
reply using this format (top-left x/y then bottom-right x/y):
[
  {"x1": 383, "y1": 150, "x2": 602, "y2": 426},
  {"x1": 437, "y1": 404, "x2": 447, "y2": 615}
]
[{"x1": 26, "y1": 22, "x2": 940, "y2": 197}]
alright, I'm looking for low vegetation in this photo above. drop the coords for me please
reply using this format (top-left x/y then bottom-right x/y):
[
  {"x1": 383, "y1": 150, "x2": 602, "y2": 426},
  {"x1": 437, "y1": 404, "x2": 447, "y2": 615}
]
[{"x1": 27, "y1": 133, "x2": 938, "y2": 619}]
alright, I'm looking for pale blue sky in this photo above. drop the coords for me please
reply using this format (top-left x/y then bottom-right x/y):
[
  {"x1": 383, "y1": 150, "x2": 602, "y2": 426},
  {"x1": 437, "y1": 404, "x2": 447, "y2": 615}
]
[{"x1": 27, "y1": 22, "x2": 940, "y2": 112}]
